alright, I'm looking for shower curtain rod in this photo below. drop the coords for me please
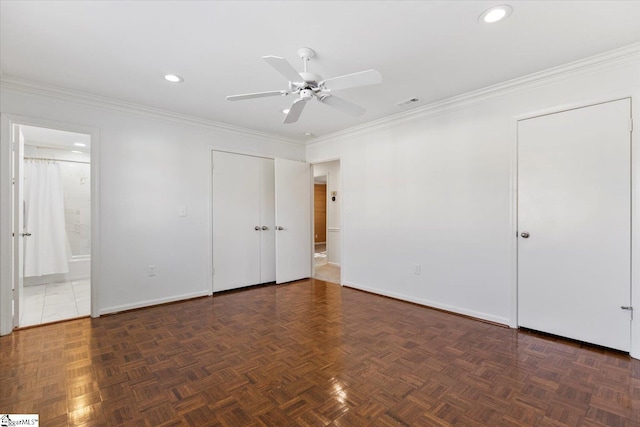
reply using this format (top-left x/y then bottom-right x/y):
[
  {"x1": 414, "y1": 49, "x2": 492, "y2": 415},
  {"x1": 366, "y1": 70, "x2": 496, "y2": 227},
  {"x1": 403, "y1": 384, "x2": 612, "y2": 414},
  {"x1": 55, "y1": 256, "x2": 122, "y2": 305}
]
[{"x1": 24, "y1": 157, "x2": 90, "y2": 165}]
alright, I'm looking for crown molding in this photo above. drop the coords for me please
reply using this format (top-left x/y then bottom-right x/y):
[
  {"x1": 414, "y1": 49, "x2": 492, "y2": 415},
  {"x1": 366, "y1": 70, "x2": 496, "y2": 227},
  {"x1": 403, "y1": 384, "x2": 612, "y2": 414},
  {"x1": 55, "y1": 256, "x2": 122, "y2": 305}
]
[
  {"x1": 308, "y1": 42, "x2": 640, "y2": 146},
  {"x1": 0, "y1": 76, "x2": 303, "y2": 147}
]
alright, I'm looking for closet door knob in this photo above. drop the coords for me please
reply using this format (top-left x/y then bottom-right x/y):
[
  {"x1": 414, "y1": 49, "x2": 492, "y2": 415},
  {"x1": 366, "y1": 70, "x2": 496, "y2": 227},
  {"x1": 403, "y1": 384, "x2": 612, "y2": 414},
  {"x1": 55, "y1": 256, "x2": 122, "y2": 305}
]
[
  {"x1": 254, "y1": 226, "x2": 261, "y2": 230},
  {"x1": 520, "y1": 232, "x2": 530, "y2": 238},
  {"x1": 277, "y1": 226, "x2": 284, "y2": 231},
  {"x1": 262, "y1": 226, "x2": 268, "y2": 230}
]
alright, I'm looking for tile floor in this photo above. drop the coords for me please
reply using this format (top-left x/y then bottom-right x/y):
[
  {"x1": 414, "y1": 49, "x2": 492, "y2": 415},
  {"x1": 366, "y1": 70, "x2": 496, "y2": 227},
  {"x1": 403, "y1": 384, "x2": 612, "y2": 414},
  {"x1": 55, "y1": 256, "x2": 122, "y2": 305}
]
[
  {"x1": 20, "y1": 279, "x2": 90, "y2": 327},
  {"x1": 314, "y1": 243, "x2": 341, "y2": 284}
]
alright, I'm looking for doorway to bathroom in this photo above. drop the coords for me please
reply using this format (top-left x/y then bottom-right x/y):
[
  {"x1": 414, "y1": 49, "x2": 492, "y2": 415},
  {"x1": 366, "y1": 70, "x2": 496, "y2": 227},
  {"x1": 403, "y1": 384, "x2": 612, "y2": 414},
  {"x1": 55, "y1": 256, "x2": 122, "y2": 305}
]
[{"x1": 14, "y1": 124, "x2": 93, "y2": 327}]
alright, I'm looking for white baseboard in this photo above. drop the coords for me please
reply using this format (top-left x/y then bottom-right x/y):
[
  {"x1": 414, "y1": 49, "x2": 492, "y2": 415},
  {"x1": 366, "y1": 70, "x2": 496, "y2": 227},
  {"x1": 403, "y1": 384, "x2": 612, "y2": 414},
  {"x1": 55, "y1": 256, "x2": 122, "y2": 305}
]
[
  {"x1": 100, "y1": 290, "x2": 211, "y2": 316},
  {"x1": 342, "y1": 281, "x2": 510, "y2": 326},
  {"x1": 25, "y1": 272, "x2": 89, "y2": 286}
]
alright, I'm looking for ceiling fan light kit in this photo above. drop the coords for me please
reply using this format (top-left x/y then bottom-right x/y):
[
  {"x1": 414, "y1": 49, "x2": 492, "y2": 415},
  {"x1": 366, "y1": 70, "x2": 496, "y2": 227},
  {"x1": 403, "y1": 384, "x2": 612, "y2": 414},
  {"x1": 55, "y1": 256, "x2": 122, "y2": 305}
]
[{"x1": 226, "y1": 47, "x2": 382, "y2": 124}]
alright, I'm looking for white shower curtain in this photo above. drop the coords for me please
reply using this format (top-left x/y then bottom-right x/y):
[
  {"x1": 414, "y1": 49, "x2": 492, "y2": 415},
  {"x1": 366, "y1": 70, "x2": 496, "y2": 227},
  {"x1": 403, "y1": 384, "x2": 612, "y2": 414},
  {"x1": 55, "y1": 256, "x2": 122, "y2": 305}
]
[{"x1": 24, "y1": 160, "x2": 70, "y2": 277}]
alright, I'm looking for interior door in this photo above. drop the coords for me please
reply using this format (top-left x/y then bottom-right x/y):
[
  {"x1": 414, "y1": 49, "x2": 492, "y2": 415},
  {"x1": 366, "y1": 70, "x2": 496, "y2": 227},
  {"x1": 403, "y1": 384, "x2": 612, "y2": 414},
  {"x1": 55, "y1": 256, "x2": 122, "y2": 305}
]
[
  {"x1": 275, "y1": 158, "x2": 311, "y2": 284},
  {"x1": 259, "y1": 158, "x2": 276, "y2": 283},
  {"x1": 13, "y1": 125, "x2": 25, "y2": 327},
  {"x1": 518, "y1": 99, "x2": 632, "y2": 351},
  {"x1": 212, "y1": 151, "x2": 262, "y2": 291}
]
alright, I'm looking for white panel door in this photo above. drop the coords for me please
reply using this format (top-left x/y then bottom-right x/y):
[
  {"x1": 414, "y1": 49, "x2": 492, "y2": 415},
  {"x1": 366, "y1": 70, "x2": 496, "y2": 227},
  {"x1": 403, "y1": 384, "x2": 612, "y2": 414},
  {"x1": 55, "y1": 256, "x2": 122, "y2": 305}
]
[
  {"x1": 213, "y1": 152, "x2": 262, "y2": 291},
  {"x1": 518, "y1": 99, "x2": 631, "y2": 351},
  {"x1": 259, "y1": 158, "x2": 276, "y2": 283},
  {"x1": 13, "y1": 126, "x2": 25, "y2": 327},
  {"x1": 275, "y1": 159, "x2": 311, "y2": 284}
]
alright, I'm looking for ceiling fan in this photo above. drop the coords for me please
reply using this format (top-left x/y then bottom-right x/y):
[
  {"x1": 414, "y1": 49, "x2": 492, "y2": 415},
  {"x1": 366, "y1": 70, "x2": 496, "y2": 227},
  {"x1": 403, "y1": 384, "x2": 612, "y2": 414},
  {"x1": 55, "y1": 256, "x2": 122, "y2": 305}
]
[{"x1": 226, "y1": 47, "x2": 382, "y2": 124}]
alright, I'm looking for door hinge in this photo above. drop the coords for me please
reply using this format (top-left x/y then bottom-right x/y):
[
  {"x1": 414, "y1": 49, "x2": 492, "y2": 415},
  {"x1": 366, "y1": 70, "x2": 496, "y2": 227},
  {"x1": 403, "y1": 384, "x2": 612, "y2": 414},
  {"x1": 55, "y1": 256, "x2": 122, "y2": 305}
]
[
  {"x1": 212, "y1": 267, "x2": 215, "y2": 276},
  {"x1": 630, "y1": 118, "x2": 634, "y2": 133}
]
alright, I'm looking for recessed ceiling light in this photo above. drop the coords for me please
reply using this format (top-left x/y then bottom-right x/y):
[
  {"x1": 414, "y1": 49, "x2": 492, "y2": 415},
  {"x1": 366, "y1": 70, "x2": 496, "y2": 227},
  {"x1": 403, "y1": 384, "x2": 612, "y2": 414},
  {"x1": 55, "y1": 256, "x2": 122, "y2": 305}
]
[
  {"x1": 71, "y1": 150, "x2": 82, "y2": 154},
  {"x1": 282, "y1": 109, "x2": 290, "y2": 114},
  {"x1": 73, "y1": 142, "x2": 86, "y2": 147},
  {"x1": 164, "y1": 74, "x2": 184, "y2": 83},
  {"x1": 479, "y1": 5, "x2": 512, "y2": 24}
]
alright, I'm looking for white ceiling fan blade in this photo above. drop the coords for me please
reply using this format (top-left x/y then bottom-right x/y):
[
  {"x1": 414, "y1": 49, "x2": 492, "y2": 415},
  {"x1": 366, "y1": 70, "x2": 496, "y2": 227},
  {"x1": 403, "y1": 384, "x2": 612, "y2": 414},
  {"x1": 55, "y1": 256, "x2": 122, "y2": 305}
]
[
  {"x1": 226, "y1": 90, "x2": 288, "y2": 101},
  {"x1": 320, "y1": 69, "x2": 382, "y2": 91},
  {"x1": 319, "y1": 95, "x2": 366, "y2": 117},
  {"x1": 283, "y1": 99, "x2": 306, "y2": 124},
  {"x1": 263, "y1": 56, "x2": 303, "y2": 83}
]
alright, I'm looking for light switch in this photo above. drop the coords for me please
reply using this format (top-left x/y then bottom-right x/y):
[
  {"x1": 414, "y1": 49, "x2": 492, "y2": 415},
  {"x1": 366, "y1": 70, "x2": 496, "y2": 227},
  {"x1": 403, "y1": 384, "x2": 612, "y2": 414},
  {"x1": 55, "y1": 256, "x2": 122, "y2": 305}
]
[{"x1": 178, "y1": 206, "x2": 187, "y2": 217}]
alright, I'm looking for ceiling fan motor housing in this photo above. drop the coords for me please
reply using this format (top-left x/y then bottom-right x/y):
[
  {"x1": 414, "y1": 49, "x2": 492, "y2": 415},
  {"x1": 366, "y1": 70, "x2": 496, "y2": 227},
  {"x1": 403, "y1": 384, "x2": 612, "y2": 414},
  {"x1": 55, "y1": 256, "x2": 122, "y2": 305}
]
[{"x1": 300, "y1": 89, "x2": 314, "y2": 101}]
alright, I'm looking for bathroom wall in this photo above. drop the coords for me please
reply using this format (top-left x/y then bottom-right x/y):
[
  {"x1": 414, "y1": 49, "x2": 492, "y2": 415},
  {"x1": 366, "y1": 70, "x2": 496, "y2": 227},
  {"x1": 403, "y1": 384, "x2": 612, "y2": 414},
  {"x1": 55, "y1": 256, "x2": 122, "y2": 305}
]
[{"x1": 60, "y1": 161, "x2": 91, "y2": 256}]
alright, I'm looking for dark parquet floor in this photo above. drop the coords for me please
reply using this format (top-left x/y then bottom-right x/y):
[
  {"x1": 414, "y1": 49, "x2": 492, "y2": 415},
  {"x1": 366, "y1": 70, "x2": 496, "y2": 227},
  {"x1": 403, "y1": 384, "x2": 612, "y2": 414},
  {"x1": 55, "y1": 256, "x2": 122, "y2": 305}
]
[{"x1": 1, "y1": 279, "x2": 639, "y2": 426}]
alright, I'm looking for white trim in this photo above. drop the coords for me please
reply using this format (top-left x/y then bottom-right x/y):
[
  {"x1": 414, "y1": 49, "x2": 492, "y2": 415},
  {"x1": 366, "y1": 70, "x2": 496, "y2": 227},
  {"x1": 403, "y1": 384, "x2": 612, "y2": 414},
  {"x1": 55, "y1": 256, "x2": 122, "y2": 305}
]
[
  {"x1": 631, "y1": 93, "x2": 640, "y2": 360},
  {"x1": 208, "y1": 150, "x2": 214, "y2": 295},
  {"x1": 208, "y1": 146, "x2": 303, "y2": 163},
  {"x1": 327, "y1": 227, "x2": 341, "y2": 232},
  {"x1": 308, "y1": 42, "x2": 640, "y2": 146},
  {"x1": 0, "y1": 115, "x2": 13, "y2": 335},
  {"x1": 100, "y1": 290, "x2": 211, "y2": 316},
  {"x1": 343, "y1": 281, "x2": 510, "y2": 326},
  {"x1": 0, "y1": 114, "x2": 100, "y2": 334},
  {"x1": 328, "y1": 262, "x2": 341, "y2": 267},
  {"x1": 508, "y1": 115, "x2": 519, "y2": 329},
  {"x1": 0, "y1": 76, "x2": 302, "y2": 148}
]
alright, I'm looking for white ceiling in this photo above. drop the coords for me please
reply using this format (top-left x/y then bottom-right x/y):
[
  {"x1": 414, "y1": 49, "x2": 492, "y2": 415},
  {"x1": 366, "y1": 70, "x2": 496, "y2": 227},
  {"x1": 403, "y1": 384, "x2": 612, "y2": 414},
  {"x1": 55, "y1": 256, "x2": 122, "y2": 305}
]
[
  {"x1": 2, "y1": 1, "x2": 640, "y2": 143},
  {"x1": 20, "y1": 125, "x2": 91, "y2": 151}
]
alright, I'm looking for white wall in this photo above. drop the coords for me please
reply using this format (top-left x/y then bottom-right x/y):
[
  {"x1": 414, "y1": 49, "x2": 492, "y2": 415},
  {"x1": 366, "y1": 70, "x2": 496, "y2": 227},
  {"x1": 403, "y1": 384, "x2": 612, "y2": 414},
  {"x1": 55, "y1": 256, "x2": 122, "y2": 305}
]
[
  {"x1": 307, "y1": 51, "x2": 640, "y2": 357},
  {"x1": 313, "y1": 160, "x2": 341, "y2": 265},
  {"x1": 0, "y1": 84, "x2": 304, "y2": 327}
]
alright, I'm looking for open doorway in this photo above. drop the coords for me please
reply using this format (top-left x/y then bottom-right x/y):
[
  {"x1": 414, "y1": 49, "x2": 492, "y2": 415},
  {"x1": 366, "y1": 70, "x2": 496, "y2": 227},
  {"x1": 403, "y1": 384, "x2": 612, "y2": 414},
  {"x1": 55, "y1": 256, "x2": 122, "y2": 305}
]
[
  {"x1": 15, "y1": 124, "x2": 92, "y2": 327},
  {"x1": 313, "y1": 160, "x2": 341, "y2": 284}
]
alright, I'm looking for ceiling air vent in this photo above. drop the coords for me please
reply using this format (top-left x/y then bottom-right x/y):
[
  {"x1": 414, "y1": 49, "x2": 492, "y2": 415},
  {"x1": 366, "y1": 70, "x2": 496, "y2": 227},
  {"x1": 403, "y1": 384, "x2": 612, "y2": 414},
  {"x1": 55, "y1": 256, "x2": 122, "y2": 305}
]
[{"x1": 397, "y1": 98, "x2": 420, "y2": 107}]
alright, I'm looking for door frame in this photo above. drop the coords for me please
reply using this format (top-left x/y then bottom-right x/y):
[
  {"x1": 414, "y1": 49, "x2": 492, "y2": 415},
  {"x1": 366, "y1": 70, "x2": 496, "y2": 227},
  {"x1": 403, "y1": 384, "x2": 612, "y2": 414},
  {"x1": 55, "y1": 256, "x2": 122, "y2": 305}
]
[
  {"x1": 312, "y1": 174, "x2": 328, "y2": 278},
  {"x1": 311, "y1": 158, "x2": 343, "y2": 284},
  {"x1": 0, "y1": 114, "x2": 101, "y2": 335},
  {"x1": 511, "y1": 95, "x2": 637, "y2": 356}
]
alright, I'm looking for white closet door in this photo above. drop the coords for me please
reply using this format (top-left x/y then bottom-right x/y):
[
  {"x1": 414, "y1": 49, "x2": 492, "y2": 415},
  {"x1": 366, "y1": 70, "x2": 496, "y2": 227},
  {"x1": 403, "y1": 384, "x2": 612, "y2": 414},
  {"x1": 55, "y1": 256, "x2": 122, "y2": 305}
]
[
  {"x1": 13, "y1": 127, "x2": 25, "y2": 327},
  {"x1": 259, "y1": 158, "x2": 276, "y2": 283},
  {"x1": 212, "y1": 151, "x2": 262, "y2": 292},
  {"x1": 275, "y1": 158, "x2": 311, "y2": 284},
  {"x1": 518, "y1": 99, "x2": 631, "y2": 351}
]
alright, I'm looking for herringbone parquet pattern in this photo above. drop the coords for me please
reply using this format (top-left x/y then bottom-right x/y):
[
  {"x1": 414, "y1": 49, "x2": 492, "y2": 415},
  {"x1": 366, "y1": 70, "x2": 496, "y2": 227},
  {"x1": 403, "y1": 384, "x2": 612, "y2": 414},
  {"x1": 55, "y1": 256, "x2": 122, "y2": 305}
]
[{"x1": 1, "y1": 279, "x2": 639, "y2": 426}]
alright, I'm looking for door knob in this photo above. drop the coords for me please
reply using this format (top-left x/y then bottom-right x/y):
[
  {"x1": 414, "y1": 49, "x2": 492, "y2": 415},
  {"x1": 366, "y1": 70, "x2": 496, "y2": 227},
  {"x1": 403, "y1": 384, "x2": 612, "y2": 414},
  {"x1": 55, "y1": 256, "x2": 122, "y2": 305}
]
[
  {"x1": 277, "y1": 226, "x2": 284, "y2": 230},
  {"x1": 254, "y1": 226, "x2": 261, "y2": 230},
  {"x1": 262, "y1": 226, "x2": 268, "y2": 230},
  {"x1": 520, "y1": 232, "x2": 530, "y2": 238},
  {"x1": 20, "y1": 232, "x2": 32, "y2": 237}
]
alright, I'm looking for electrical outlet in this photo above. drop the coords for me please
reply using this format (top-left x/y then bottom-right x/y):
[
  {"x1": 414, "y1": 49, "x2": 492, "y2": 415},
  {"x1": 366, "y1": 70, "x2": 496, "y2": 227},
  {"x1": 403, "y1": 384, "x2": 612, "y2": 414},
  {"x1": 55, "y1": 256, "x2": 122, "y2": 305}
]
[
  {"x1": 413, "y1": 264, "x2": 421, "y2": 275},
  {"x1": 148, "y1": 265, "x2": 156, "y2": 276}
]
